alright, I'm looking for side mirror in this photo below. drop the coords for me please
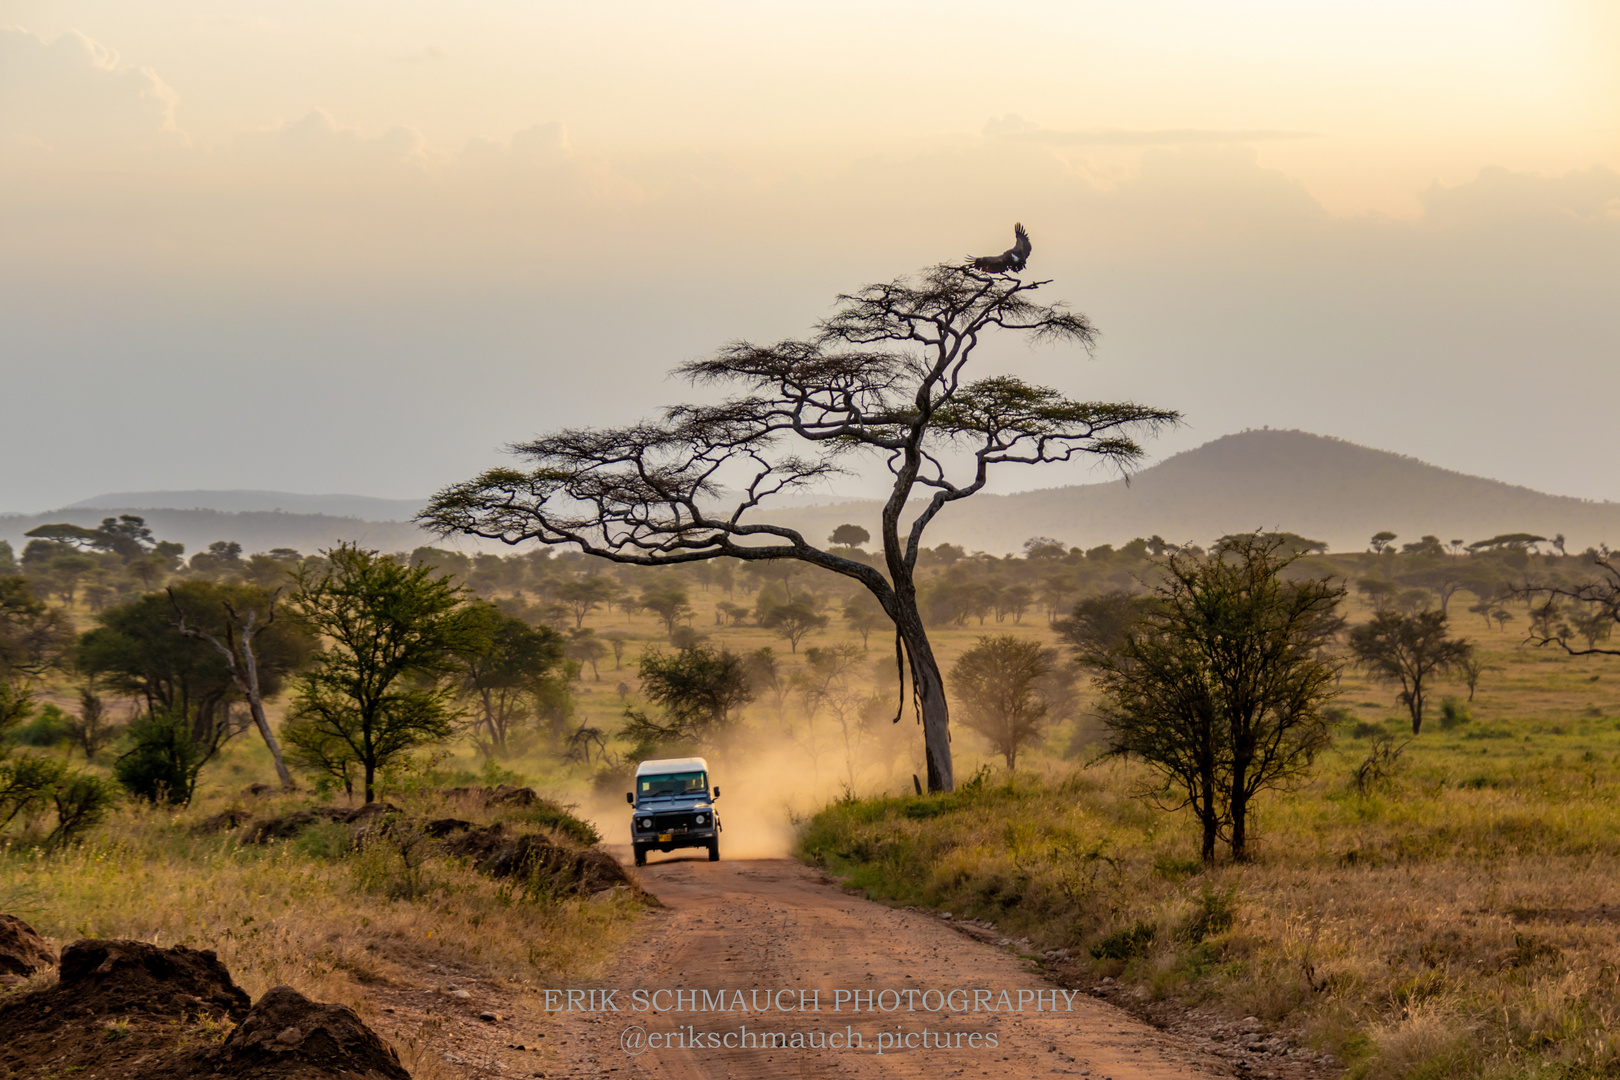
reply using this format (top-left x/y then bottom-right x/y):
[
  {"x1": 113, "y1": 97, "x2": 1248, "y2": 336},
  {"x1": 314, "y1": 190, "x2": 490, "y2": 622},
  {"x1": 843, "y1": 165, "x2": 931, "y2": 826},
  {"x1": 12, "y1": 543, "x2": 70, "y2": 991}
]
[
  {"x1": 712, "y1": 787, "x2": 720, "y2": 799},
  {"x1": 625, "y1": 792, "x2": 634, "y2": 805}
]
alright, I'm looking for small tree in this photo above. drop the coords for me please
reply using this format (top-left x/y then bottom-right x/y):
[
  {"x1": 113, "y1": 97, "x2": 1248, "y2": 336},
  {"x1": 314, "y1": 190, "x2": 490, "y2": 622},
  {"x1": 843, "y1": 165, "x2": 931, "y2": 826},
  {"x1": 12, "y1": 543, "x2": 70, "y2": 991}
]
[
  {"x1": 424, "y1": 259, "x2": 1177, "y2": 791},
  {"x1": 842, "y1": 590, "x2": 888, "y2": 649},
  {"x1": 1348, "y1": 610, "x2": 1472, "y2": 734},
  {"x1": 456, "y1": 602, "x2": 567, "y2": 756},
  {"x1": 1077, "y1": 534, "x2": 1344, "y2": 862},
  {"x1": 757, "y1": 596, "x2": 829, "y2": 653},
  {"x1": 283, "y1": 545, "x2": 485, "y2": 802},
  {"x1": 636, "y1": 643, "x2": 754, "y2": 738},
  {"x1": 829, "y1": 524, "x2": 871, "y2": 549},
  {"x1": 638, "y1": 586, "x2": 693, "y2": 637},
  {"x1": 949, "y1": 635, "x2": 1054, "y2": 770}
]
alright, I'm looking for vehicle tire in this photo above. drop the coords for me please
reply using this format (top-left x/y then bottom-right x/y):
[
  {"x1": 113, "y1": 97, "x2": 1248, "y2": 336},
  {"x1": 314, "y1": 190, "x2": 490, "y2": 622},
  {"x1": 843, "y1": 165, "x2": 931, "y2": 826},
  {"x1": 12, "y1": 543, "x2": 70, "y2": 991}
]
[
  {"x1": 633, "y1": 844, "x2": 647, "y2": 867},
  {"x1": 707, "y1": 840, "x2": 720, "y2": 862}
]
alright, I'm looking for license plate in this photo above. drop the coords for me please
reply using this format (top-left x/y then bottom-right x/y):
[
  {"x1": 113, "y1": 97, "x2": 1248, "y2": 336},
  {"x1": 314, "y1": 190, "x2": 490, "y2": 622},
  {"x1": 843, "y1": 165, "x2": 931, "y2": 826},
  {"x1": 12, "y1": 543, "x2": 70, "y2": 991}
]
[{"x1": 658, "y1": 833, "x2": 673, "y2": 842}]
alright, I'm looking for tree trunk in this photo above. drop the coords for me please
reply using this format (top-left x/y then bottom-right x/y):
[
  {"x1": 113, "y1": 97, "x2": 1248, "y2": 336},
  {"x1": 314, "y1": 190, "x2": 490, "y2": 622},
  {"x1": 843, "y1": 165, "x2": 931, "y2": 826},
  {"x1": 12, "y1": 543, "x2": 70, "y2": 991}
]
[
  {"x1": 364, "y1": 760, "x2": 377, "y2": 804},
  {"x1": 238, "y1": 627, "x2": 294, "y2": 791},
  {"x1": 1199, "y1": 753, "x2": 1218, "y2": 864},
  {"x1": 1230, "y1": 759, "x2": 1249, "y2": 861},
  {"x1": 892, "y1": 600, "x2": 953, "y2": 793}
]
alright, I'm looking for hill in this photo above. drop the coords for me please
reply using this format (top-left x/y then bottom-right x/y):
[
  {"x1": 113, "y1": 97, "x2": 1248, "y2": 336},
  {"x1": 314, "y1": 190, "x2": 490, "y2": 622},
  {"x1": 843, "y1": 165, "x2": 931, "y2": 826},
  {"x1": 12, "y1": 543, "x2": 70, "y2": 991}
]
[
  {"x1": 0, "y1": 507, "x2": 435, "y2": 559},
  {"x1": 762, "y1": 429, "x2": 1620, "y2": 555},
  {"x1": 65, "y1": 490, "x2": 426, "y2": 521},
  {"x1": 8, "y1": 431, "x2": 1616, "y2": 558}
]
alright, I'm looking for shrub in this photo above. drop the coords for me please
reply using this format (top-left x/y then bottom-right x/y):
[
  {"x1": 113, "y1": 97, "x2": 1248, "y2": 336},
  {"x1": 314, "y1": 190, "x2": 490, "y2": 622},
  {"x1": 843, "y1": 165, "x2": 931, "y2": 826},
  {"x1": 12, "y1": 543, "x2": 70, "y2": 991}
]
[
  {"x1": 1091, "y1": 920, "x2": 1156, "y2": 960},
  {"x1": 47, "y1": 774, "x2": 119, "y2": 848},
  {"x1": 7, "y1": 703, "x2": 71, "y2": 747},
  {"x1": 113, "y1": 712, "x2": 203, "y2": 805},
  {"x1": 1438, "y1": 698, "x2": 1472, "y2": 730}
]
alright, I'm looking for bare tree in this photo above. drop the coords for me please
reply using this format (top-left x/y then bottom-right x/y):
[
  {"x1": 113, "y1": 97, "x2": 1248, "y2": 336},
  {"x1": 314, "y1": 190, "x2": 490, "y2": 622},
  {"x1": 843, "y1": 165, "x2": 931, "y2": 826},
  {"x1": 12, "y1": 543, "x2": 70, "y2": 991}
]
[
  {"x1": 424, "y1": 261, "x2": 1176, "y2": 791},
  {"x1": 170, "y1": 586, "x2": 298, "y2": 790}
]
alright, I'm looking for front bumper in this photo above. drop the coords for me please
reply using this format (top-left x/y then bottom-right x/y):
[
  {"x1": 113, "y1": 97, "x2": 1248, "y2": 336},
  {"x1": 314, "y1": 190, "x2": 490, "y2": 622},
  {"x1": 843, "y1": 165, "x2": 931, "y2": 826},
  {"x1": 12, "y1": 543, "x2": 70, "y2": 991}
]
[{"x1": 631, "y1": 811, "x2": 721, "y2": 850}]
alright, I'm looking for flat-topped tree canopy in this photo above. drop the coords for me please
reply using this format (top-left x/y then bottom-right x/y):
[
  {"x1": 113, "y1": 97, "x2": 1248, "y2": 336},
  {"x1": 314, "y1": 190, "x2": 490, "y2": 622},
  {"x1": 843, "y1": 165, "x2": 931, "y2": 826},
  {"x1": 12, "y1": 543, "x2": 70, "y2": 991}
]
[{"x1": 424, "y1": 261, "x2": 1179, "y2": 792}]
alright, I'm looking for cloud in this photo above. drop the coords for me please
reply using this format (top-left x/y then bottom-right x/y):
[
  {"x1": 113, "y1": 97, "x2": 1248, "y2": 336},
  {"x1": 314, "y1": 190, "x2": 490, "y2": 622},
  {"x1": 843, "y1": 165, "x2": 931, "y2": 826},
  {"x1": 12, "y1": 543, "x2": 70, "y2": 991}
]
[
  {"x1": 0, "y1": 27, "x2": 188, "y2": 160},
  {"x1": 1420, "y1": 164, "x2": 1620, "y2": 226},
  {"x1": 235, "y1": 109, "x2": 433, "y2": 176},
  {"x1": 983, "y1": 113, "x2": 1317, "y2": 146}
]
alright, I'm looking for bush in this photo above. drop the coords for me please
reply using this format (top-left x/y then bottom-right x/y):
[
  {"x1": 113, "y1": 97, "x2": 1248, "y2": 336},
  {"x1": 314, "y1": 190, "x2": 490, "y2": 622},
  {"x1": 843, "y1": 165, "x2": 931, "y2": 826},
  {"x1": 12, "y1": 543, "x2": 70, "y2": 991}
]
[
  {"x1": 8, "y1": 703, "x2": 71, "y2": 747},
  {"x1": 1091, "y1": 920, "x2": 1156, "y2": 960},
  {"x1": 0, "y1": 753, "x2": 118, "y2": 848},
  {"x1": 113, "y1": 713, "x2": 203, "y2": 805},
  {"x1": 47, "y1": 774, "x2": 119, "y2": 848},
  {"x1": 1178, "y1": 887, "x2": 1237, "y2": 942},
  {"x1": 1439, "y1": 698, "x2": 1472, "y2": 730}
]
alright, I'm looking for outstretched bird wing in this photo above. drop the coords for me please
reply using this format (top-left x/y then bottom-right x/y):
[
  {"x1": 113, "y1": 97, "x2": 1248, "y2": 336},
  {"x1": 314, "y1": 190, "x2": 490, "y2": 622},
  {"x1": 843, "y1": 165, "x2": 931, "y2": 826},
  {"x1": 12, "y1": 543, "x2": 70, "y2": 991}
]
[
  {"x1": 970, "y1": 223, "x2": 1031, "y2": 272},
  {"x1": 1010, "y1": 222, "x2": 1031, "y2": 267}
]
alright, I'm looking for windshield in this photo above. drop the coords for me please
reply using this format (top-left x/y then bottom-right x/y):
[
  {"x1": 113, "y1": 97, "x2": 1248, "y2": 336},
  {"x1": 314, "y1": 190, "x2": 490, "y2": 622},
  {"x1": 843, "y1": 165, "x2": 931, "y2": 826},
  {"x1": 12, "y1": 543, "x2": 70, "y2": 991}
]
[{"x1": 638, "y1": 771, "x2": 708, "y2": 798}]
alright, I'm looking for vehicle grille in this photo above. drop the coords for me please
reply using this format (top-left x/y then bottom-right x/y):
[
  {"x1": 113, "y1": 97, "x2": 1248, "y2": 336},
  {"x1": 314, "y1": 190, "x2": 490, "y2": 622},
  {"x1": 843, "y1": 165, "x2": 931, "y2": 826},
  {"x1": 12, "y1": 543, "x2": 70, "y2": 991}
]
[{"x1": 648, "y1": 812, "x2": 704, "y2": 830}]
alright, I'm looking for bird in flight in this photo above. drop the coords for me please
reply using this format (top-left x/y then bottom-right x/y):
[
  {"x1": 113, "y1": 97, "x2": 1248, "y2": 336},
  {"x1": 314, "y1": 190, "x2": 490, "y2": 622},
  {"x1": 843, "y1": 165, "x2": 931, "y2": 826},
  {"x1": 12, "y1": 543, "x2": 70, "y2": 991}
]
[{"x1": 969, "y1": 223, "x2": 1031, "y2": 273}]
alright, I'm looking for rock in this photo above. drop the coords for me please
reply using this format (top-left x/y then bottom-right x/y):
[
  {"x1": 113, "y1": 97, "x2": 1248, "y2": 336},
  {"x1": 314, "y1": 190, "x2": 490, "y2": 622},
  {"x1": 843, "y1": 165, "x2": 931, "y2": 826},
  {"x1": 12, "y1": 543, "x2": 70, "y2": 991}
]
[
  {"x1": 0, "y1": 913, "x2": 55, "y2": 979},
  {"x1": 423, "y1": 818, "x2": 474, "y2": 838},
  {"x1": 212, "y1": 983, "x2": 410, "y2": 1078},
  {"x1": 479, "y1": 1011, "x2": 498, "y2": 1022}
]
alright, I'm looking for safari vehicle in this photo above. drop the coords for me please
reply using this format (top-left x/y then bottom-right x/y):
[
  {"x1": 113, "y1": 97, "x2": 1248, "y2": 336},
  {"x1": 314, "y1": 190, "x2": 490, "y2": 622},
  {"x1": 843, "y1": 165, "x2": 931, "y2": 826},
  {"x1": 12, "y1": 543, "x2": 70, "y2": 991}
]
[{"x1": 626, "y1": 756, "x2": 721, "y2": 866}]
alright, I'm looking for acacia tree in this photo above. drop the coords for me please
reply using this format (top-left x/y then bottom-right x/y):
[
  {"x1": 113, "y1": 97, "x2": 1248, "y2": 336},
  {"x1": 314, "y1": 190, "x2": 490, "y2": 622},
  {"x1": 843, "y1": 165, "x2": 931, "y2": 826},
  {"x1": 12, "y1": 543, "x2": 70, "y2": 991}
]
[
  {"x1": 424, "y1": 262, "x2": 1177, "y2": 791},
  {"x1": 1348, "y1": 610, "x2": 1472, "y2": 733},
  {"x1": 1076, "y1": 535, "x2": 1344, "y2": 862},
  {"x1": 950, "y1": 635, "x2": 1054, "y2": 771},
  {"x1": 283, "y1": 545, "x2": 486, "y2": 802}
]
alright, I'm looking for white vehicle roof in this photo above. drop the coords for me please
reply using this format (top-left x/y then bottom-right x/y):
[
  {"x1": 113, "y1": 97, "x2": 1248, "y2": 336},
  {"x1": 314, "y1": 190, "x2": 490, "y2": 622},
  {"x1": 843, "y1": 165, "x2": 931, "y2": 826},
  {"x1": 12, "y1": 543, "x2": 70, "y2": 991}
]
[{"x1": 635, "y1": 756, "x2": 710, "y2": 777}]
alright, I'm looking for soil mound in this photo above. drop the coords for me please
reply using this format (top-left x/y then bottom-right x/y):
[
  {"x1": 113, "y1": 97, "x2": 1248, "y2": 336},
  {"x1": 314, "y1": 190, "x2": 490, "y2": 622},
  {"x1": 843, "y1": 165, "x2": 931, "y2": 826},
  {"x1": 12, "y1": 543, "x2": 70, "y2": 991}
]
[
  {"x1": 208, "y1": 984, "x2": 411, "y2": 1079},
  {"x1": 244, "y1": 803, "x2": 400, "y2": 844},
  {"x1": 440, "y1": 783, "x2": 542, "y2": 807},
  {"x1": 0, "y1": 939, "x2": 250, "y2": 1079},
  {"x1": 0, "y1": 941, "x2": 410, "y2": 1080},
  {"x1": 0, "y1": 913, "x2": 55, "y2": 980},
  {"x1": 55, "y1": 938, "x2": 253, "y2": 1019},
  {"x1": 442, "y1": 823, "x2": 639, "y2": 896},
  {"x1": 244, "y1": 807, "x2": 348, "y2": 844}
]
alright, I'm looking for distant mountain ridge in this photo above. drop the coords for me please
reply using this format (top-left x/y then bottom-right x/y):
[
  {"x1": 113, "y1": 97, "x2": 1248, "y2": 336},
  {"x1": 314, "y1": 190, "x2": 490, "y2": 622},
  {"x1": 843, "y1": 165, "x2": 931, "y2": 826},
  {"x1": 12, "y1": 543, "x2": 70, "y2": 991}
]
[
  {"x1": 6, "y1": 431, "x2": 1616, "y2": 558},
  {"x1": 66, "y1": 490, "x2": 426, "y2": 521},
  {"x1": 760, "y1": 430, "x2": 1620, "y2": 555}
]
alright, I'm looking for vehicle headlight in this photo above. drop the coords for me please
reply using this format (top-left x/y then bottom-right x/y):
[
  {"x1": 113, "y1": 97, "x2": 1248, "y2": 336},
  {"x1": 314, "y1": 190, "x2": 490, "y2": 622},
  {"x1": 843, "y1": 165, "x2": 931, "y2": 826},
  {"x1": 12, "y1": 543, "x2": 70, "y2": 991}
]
[
  {"x1": 637, "y1": 819, "x2": 651, "y2": 830},
  {"x1": 695, "y1": 814, "x2": 707, "y2": 824}
]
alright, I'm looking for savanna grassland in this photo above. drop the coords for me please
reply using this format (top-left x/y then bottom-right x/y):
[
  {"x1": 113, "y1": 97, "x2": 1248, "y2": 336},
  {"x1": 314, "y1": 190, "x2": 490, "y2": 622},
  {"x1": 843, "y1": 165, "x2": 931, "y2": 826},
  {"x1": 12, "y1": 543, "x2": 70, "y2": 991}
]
[
  {"x1": 801, "y1": 593, "x2": 1620, "y2": 1080},
  {"x1": 2, "y1": 528, "x2": 1617, "y2": 1078}
]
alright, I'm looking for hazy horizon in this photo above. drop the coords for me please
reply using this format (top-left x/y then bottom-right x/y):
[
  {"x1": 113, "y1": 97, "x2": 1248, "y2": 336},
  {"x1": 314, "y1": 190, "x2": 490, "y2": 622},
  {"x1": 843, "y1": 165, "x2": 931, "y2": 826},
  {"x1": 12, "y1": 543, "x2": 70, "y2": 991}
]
[{"x1": 2, "y1": 2, "x2": 1616, "y2": 511}]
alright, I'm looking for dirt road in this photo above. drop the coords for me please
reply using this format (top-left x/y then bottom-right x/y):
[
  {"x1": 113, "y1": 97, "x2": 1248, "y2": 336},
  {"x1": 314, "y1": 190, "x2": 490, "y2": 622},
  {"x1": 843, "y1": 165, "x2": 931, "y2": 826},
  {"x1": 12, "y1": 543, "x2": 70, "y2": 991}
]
[{"x1": 535, "y1": 853, "x2": 1229, "y2": 1080}]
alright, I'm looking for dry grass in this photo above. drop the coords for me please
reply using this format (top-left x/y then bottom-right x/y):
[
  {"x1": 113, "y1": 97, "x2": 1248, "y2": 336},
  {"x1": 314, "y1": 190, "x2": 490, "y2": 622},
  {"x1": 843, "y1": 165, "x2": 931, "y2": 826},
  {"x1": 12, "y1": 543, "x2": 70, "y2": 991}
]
[
  {"x1": 800, "y1": 696, "x2": 1620, "y2": 1080},
  {"x1": 0, "y1": 784, "x2": 642, "y2": 1079}
]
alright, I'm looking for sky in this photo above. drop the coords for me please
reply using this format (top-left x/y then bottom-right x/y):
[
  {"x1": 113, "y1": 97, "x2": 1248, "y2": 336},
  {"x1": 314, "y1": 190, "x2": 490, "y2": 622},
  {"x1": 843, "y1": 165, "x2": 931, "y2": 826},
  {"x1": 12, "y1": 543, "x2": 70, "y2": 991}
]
[{"x1": 1, "y1": 0, "x2": 1616, "y2": 513}]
